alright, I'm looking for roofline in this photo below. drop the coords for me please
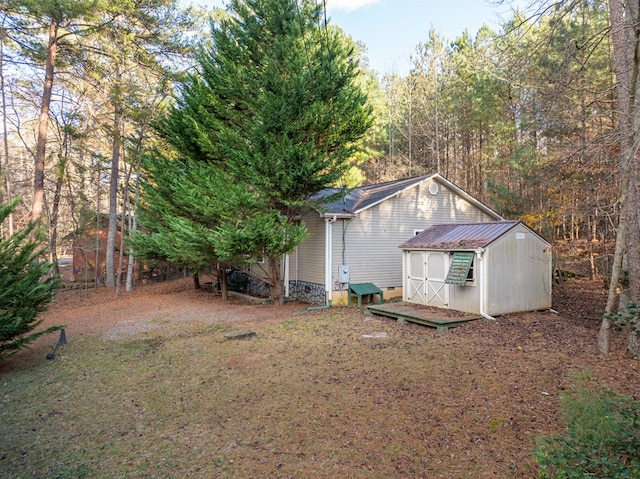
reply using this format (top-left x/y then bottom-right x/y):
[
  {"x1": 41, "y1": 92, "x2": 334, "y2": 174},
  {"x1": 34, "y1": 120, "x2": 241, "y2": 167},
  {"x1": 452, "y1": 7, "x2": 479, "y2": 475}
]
[
  {"x1": 516, "y1": 220, "x2": 552, "y2": 246},
  {"x1": 399, "y1": 220, "x2": 552, "y2": 250},
  {"x1": 317, "y1": 175, "x2": 431, "y2": 218},
  {"x1": 351, "y1": 175, "x2": 433, "y2": 215},
  {"x1": 430, "y1": 174, "x2": 504, "y2": 220},
  {"x1": 318, "y1": 173, "x2": 505, "y2": 220},
  {"x1": 399, "y1": 246, "x2": 489, "y2": 252},
  {"x1": 399, "y1": 220, "x2": 517, "y2": 250},
  {"x1": 318, "y1": 212, "x2": 356, "y2": 219}
]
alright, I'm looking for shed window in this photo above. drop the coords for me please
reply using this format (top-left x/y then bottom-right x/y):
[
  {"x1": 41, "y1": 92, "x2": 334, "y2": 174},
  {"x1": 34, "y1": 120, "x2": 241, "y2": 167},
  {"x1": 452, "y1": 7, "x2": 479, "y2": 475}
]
[{"x1": 445, "y1": 252, "x2": 475, "y2": 285}]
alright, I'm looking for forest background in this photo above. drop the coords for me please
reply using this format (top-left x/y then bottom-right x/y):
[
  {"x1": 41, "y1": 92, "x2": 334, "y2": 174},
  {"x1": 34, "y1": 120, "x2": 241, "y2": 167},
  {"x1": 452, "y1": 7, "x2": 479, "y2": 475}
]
[{"x1": 1, "y1": 0, "x2": 637, "y2": 352}]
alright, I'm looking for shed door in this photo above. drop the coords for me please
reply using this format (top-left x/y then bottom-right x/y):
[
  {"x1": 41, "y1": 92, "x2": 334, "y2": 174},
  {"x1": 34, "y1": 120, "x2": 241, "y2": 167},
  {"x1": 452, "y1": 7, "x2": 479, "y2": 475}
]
[
  {"x1": 426, "y1": 252, "x2": 449, "y2": 308},
  {"x1": 407, "y1": 251, "x2": 426, "y2": 303}
]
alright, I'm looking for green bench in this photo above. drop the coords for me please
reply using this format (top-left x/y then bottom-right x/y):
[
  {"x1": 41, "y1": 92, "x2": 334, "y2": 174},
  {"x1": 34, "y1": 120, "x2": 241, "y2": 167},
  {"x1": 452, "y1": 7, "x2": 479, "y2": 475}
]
[{"x1": 348, "y1": 282, "x2": 384, "y2": 307}]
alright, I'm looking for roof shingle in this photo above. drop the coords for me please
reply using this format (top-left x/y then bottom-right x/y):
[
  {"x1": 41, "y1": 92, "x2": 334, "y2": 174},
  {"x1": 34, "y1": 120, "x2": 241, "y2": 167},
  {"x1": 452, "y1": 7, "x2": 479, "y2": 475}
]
[{"x1": 312, "y1": 176, "x2": 430, "y2": 214}]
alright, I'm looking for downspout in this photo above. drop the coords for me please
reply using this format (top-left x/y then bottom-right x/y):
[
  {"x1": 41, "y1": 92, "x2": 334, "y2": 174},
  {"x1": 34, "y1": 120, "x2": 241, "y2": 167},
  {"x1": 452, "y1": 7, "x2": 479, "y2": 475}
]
[
  {"x1": 476, "y1": 248, "x2": 495, "y2": 321},
  {"x1": 284, "y1": 252, "x2": 290, "y2": 301},
  {"x1": 299, "y1": 215, "x2": 337, "y2": 314},
  {"x1": 297, "y1": 214, "x2": 351, "y2": 314},
  {"x1": 325, "y1": 215, "x2": 337, "y2": 306},
  {"x1": 297, "y1": 215, "x2": 336, "y2": 314}
]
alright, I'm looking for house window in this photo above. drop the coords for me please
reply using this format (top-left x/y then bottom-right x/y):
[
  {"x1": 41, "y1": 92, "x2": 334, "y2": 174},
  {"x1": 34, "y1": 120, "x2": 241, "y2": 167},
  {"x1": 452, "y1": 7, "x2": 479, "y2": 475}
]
[
  {"x1": 413, "y1": 229, "x2": 423, "y2": 236},
  {"x1": 444, "y1": 252, "x2": 475, "y2": 285}
]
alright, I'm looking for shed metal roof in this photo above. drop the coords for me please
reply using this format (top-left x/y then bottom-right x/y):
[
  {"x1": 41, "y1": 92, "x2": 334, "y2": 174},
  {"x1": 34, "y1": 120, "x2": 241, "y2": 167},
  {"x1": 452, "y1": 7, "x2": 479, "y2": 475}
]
[{"x1": 400, "y1": 221, "x2": 522, "y2": 250}]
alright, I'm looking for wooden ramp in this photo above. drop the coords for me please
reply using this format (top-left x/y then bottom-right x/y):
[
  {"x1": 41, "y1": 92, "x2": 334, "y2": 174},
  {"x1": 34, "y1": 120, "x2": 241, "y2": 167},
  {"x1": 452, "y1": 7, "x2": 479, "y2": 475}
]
[{"x1": 365, "y1": 303, "x2": 481, "y2": 330}]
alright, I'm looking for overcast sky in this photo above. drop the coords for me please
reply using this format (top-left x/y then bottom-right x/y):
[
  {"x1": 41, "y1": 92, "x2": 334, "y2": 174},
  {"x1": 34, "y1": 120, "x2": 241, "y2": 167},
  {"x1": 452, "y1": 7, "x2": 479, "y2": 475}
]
[{"x1": 189, "y1": 0, "x2": 529, "y2": 76}]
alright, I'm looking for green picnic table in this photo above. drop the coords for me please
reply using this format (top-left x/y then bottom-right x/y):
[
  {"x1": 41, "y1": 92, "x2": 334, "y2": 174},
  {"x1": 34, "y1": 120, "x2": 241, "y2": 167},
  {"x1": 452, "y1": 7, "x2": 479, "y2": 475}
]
[{"x1": 348, "y1": 283, "x2": 384, "y2": 307}]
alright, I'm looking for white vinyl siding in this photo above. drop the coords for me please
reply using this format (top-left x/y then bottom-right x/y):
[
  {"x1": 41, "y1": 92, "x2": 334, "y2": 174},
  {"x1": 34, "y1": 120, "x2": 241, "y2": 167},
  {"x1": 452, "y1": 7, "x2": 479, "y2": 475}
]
[
  {"x1": 335, "y1": 180, "x2": 495, "y2": 289},
  {"x1": 295, "y1": 214, "x2": 326, "y2": 285},
  {"x1": 290, "y1": 177, "x2": 502, "y2": 296}
]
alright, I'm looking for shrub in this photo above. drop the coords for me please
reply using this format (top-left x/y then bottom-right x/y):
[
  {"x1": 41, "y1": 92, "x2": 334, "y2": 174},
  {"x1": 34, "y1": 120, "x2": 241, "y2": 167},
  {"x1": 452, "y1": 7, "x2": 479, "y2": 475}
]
[
  {"x1": 535, "y1": 373, "x2": 640, "y2": 478},
  {"x1": 605, "y1": 302, "x2": 640, "y2": 340},
  {"x1": 0, "y1": 199, "x2": 62, "y2": 359}
]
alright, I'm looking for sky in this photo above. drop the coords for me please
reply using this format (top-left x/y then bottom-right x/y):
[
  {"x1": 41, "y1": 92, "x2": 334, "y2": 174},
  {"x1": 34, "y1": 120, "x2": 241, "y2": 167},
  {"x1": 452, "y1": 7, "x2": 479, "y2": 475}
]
[{"x1": 189, "y1": 0, "x2": 529, "y2": 76}]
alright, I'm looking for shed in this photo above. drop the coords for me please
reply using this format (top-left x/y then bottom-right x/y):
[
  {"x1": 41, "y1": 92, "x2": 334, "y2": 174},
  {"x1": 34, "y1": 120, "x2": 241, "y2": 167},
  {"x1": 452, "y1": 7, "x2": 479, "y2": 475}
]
[
  {"x1": 400, "y1": 221, "x2": 552, "y2": 317},
  {"x1": 70, "y1": 214, "x2": 125, "y2": 281}
]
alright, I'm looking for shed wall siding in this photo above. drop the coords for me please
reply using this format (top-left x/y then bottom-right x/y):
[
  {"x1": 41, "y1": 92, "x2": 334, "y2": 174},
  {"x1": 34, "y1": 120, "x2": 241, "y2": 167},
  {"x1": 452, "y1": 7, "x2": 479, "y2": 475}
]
[
  {"x1": 448, "y1": 278, "x2": 481, "y2": 314},
  {"x1": 334, "y1": 180, "x2": 496, "y2": 289},
  {"x1": 484, "y1": 225, "x2": 552, "y2": 315}
]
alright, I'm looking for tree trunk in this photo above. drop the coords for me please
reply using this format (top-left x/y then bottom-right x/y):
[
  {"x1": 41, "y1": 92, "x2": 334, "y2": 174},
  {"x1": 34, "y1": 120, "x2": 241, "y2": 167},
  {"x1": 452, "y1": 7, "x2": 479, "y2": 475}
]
[
  {"x1": 598, "y1": 0, "x2": 638, "y2": 356},
  {"x1": 125, "y1": 119, "x2": 146, "y2": 293},
  {"x1": 268, "y1": 256, "x2": 284, "y2": 305},
  {"x1": 49, "y1": 145, "x2": 69, "y2": 276},
  {"x1": 217, "y1": 263, "x2": 228, "y2": 301},
  {"x1": 0, "y1": 12, "x2": 13, "y2": 236},
  {"x1": 628, "y1": 331, "x2": 640, "y2": 358},
  {"x1": 32, "y1": 15, "x2": 59, "y2": 222},
  {"x1": 126, "y1": 154, "x2": 141, "y2": 293},
  {"x1": 619, "y1": 0, "x2": 640, "y2": 358},
  {"x1": 115, "y1": 179, "x2": 128, "y2": 296},
  {"x1": 94, "y1": 183, "x2": 100, "y2": 288},
  {"x1": 116, "y1": 150, "x2": 134, "y2": 297},
  {"x1": 105, "y1": 62, "x2": 122, "y2": 288}
]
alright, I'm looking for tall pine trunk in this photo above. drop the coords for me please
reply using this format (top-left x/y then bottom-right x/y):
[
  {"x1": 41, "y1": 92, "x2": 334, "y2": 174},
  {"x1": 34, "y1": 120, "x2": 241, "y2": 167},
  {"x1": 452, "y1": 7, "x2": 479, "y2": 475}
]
[
  {"x1": 126, "y1": 154, "x2": 141, "y2": 293},
  {"x1": 0, "y1": 12, "x2": 13, "y2": 236},
  {"x1": 49, "y1": 138, "x2": 69, "y2": 276},
  {"x1": 600, "y1": 0, "x2": 640, "y2": 357},
  {"x1": 116, "y1": 154, "x2": 135, "y2": 296},
  {"x1": 32, "y1": 15, "x2": 59, "y2": 222},
  {"x1": 106, "y1": 62, "x2": 122, "y2": 288}
]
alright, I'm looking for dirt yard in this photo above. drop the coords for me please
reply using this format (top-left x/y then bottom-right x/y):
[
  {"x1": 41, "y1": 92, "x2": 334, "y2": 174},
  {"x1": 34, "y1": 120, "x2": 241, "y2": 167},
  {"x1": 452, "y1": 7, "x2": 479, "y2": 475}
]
[{"x1": 2, "y1": 277, "x2": 639, "y2": 478}]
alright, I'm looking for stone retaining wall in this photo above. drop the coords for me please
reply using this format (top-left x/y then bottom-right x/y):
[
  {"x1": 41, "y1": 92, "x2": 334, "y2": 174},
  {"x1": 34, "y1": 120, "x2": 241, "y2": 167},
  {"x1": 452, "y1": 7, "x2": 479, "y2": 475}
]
[
  {"x1": 288, "y1": 280, "x2": 326, "y2": 305},
  {"x1": 246, "y1": 278, "x2": 326, "y2": 305}
]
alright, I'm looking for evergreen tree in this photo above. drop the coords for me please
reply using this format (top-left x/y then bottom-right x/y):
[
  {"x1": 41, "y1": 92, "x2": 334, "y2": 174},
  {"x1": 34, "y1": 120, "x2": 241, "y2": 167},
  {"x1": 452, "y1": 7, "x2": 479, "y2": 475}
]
[
  {"x1": 131, "y1": 154, "x2": 220, "y2": 282},
  {"x1": 0, "y1": 199, "x2": 61, "y2": 359},
  {"x1": 141, "y1": 0, "x2": 372, "y2": 304}
]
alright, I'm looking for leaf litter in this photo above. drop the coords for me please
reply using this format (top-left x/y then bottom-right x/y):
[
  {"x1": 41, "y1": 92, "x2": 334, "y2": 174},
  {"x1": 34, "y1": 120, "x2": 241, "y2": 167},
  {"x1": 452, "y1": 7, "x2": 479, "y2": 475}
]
[{"x1": 1, "y1": 277, "x2": 638, "y2": 478}]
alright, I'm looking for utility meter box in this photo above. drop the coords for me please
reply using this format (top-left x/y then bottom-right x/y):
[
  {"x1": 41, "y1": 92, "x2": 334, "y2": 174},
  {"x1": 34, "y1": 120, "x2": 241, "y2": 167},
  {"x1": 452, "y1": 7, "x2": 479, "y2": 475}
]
[{"x1": 339, "y1": 264, "x2": 350, "y2": 283}]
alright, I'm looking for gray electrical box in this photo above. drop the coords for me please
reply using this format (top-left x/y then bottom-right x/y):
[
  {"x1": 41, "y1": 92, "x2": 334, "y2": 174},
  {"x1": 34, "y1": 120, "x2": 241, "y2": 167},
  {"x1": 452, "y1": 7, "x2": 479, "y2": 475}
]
[{"x1": 339, "y1": 264, "x2": 350, "y2": 283}]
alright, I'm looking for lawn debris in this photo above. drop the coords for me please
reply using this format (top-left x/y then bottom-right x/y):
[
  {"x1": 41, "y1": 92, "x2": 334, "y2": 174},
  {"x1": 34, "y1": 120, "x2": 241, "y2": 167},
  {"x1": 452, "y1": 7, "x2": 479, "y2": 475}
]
[
  {"x1": 46, "y1": 328, "x2": 67, "y2": 359},
  {"x1": 224, "y1": 330, "x2": 257, "y2": 340},
  {"x1": 361, "y1": 331, "x2": 388, "y2": 339}
]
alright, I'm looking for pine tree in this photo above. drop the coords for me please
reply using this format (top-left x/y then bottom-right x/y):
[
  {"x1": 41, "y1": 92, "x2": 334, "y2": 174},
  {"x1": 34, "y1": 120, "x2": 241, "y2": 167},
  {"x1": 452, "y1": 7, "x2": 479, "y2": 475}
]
[
  {"x1": 141, "y1": 0, "x2": 372, "y2": 304},
  {"x1": 0, "y1": 199, "x2": 61, "y2": 359},
  {"x1": 131, "y1": 154, "x2": 220, "y2": 278}
]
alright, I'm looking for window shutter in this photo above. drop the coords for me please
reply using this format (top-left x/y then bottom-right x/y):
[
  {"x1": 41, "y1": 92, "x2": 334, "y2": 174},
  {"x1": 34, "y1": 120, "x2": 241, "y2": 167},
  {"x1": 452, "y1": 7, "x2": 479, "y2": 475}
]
[{"x1": 444, "y1": 252, "x2": 475, "y2": 285}]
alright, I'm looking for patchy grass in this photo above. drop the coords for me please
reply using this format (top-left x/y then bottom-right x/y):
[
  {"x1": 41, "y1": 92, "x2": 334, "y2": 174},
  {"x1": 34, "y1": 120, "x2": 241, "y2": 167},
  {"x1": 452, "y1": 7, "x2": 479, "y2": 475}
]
[{"x1": 1, "y1": 279, "x2": 637, "y2": 478}]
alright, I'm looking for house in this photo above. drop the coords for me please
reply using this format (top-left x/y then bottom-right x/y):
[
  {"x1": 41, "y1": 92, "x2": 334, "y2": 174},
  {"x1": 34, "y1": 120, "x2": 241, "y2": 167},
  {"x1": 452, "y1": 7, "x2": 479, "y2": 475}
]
[
  {"x1": 400, "y1": 221, "x2": 552, "y2": 317},
  {"x1": 247, "y1": 174, "x2": 505, "y2": 304}
]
